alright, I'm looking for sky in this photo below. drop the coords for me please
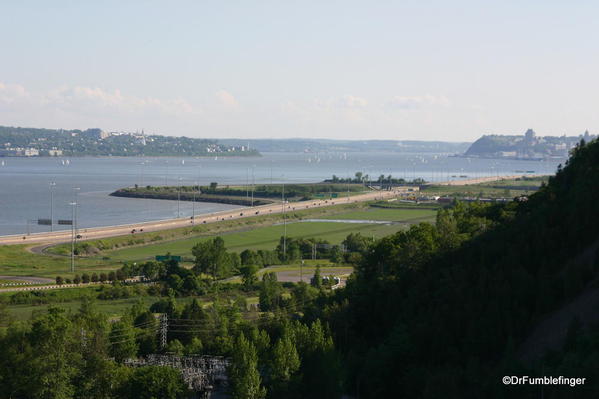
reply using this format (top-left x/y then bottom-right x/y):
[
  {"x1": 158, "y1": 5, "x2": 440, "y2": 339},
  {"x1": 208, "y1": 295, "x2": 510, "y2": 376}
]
[{"x1": 1, "y1": 1, "x2": 598, "y2": 142}]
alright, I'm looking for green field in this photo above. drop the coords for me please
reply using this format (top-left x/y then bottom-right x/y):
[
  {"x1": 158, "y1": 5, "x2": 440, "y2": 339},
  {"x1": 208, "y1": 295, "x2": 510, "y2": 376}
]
[
  {"x1": 421, "y1": 177, "x2": 547, "y2": 198},
  {"x1": 0, "y1": 244, "x2": 119, "y2": 278},
  {"x1": 5, "y1": 296, "x2": 162, "y2": 322},
  {"x1": 104, "y1": 221, "x2": 405, "y2": 262},
  {"x1": 0, "y1": 202, "x2": 438, "y2": 278},
  {"x1": 320, "y1": 207, "x2": 437, "y2": 222}
]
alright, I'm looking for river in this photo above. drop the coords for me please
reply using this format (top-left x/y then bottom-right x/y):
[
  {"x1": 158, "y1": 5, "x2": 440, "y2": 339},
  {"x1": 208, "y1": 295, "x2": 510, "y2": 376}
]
[{"x1": 0, "y1": 152, "x2": 561, "y2": 236}]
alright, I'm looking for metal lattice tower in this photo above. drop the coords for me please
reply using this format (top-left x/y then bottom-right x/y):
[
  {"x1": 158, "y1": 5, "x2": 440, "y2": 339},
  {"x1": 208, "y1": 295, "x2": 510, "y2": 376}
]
[{"x1": 160, "y1": 314, "x2": 168, "y2": 349}]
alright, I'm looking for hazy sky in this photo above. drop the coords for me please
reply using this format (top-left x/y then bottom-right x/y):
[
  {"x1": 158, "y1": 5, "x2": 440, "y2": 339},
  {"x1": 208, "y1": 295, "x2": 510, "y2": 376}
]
[{"x1": 1, "y1": 1, "x2": 598, "y2": 141}]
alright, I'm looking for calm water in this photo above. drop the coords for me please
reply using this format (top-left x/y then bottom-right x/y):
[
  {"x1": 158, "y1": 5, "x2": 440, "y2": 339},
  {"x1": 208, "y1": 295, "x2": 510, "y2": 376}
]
[{"x1": 0, "y1": 152, "x2": 561, "y2": 236}]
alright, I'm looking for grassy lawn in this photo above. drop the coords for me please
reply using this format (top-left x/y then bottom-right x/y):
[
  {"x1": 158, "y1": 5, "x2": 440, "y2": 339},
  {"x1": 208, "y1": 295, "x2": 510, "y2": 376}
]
[
  {"x1": 320, "y1": 207, "x2": 437, "y2": 222},
  {"x1": 2, "y1": 202, "x2": 436, "y2": 278},
  {"x1": 5, "y1": 296, "x2": 162, "y2": 322},
  {"x1": 0, "y1": 244, "x2": 119, "y2": 279},
  {"x1": 421, "y1": 177, "x2": 547, "y2": 198},
  {"x1": 104, "y1": 221, "x2": 405, "y2": 261}
]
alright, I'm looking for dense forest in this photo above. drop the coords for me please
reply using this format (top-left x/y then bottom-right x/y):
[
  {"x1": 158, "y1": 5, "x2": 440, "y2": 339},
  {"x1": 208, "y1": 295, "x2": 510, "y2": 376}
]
[
  {"x1": 1, "y1": 139, "x2": 598, "y2": 398},
  {"x1": 321, "y1": 138, "x2": 599, "y2": 397}
]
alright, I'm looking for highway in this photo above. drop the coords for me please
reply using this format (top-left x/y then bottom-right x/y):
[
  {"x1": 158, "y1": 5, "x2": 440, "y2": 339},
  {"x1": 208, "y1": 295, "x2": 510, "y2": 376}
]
[
  {"x1": 0, "y1": 189, "x2": 403, "y2": 246},
  {"x1": 0, "y1": 175, "x2": 528, "y2": 246}
]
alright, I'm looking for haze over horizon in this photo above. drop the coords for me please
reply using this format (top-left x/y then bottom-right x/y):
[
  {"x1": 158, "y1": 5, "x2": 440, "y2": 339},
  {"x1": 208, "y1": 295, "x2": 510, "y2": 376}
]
[{"x1": 1, "y1": 1, "x2": 598, "y2": 141}]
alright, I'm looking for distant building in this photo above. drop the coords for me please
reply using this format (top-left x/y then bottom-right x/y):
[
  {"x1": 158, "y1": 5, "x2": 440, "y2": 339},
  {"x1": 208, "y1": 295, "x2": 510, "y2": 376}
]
[
  {"x1": 524, "y1": 128, "x2": 537, "y2": 143},
  {"x1": 83, "y1": 128, "x2": 110, "y2": 140},
  {"x1": 0, "y1": 147, "x2": 39, "y2": 157},
  {"x1": 48, "y1": 149, "x2": 63, "y2": 156}
]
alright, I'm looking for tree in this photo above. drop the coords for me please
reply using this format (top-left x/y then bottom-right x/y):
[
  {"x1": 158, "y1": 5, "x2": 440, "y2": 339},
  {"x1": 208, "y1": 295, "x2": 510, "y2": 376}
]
[
  {"x1": 259, "y1": 272, "x2": 282, "y2": 312},
  {"x1": 27, "y1": 307, "x2": 81, "y2": 398},
  {"x1": 121, "y1": 366, "x2": 188, "y2": 399},
  {"x1": 73, "y1": 274, "x2": 81, "y2": 284},
  {"x1": 56, "y1": 276, "x2": 64, "y2": 285},
  {"x1": 270, "y1": 333, "x2": 300, "y2": 384},
  {"x1": 228, "y1": 333, "x2": 266, "y2": 399},
  {"x1": 91, "y1": 273, "x2": 99, "y2": 282},
  {"x1": 342, "y1": 232, "x2": 370, "y2": 254},
  {"x1": 81, "y1": 273, "x2": 90, "y2": 284},
  {"x1": 241, "y1": 249, "x2": 260, "y2": 266},
  {"x1": 167, "y1": 339, "x2": 185, "y2": 355},
  {"x1": 0, "y1": 302, "x2": 11, "y2": 326},
  {"x1": 311, "y1": 265, "x2": 322, "y2": 289},
  {"x1": 192, "y1": 237, "x2": 232, "y2": 280},
  {"x1": 329, "y1": 245, "x2": 343, "y2": 263},
  {"x1": 109, "y1": 319, "x2": 138, "y2": 362},
  {"x1": 240, "y1": 264, "x2": 259, "y2": 289}
]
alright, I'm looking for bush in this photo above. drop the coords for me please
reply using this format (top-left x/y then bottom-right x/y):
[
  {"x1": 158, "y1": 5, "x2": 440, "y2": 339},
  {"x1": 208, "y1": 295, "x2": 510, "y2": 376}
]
[{"x1": 56, "y1": 276, "x2": 64, "y2": 285}]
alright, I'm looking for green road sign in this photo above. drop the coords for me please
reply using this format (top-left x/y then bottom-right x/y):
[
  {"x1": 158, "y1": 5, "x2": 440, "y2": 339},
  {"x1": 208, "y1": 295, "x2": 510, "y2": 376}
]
[{"x1": 155, "y1": 255, "x2": 182, "y2": 262}]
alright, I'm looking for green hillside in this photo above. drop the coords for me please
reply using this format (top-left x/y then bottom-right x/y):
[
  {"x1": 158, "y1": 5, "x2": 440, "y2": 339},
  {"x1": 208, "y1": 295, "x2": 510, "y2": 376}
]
[{"x1": 323, "y1": 138, "x2": 599, "y2": 397}]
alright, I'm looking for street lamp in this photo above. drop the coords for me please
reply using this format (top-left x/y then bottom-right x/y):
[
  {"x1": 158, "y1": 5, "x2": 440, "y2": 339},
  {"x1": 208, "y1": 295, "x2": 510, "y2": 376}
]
[
  {"x1": 177, "y1": 177, "x2": 182, "y2": 218},
  {"x1": 251, "y1": 165, "x2": 255, "y2": 207},
  {"x1": 281, "y1": 175, "x2": 286, "y2": 260},
  {"x1": 72, "y1": 187, "x2": 80, "y2": 244},
  {"x1": 69, "y1": 201, "x2": 77, "y2": 273},
  {"x1": 49, "y1": 182, "x2": 56, "y2": 232}
]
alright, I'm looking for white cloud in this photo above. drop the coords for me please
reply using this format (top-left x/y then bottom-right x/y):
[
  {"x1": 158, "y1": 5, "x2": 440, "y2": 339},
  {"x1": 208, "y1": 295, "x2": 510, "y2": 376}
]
[
  {"x1": 215, "y1": 90, "x2": 238, "y2": 107},
  {"x1": 0, "y1": 82, "x2": 29, "y2": 104},
  {"x1": 0, "y1": 82, "x2": 468, "y2": 139},
  {"x1": 0, "y1": 82, "x2": 196, "y2": 122},
  {"x1": 314, "y1": 95, "x2": 368, "y2": 110},
  {"x1": 387, "y1": 94, "x2": 450, "y2": 109}
]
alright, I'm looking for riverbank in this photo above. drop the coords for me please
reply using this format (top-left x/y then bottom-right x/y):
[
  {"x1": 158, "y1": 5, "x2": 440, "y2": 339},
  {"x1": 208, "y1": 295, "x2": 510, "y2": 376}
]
[
  {"x1": 110, "y1": 189, "x2": 273, "y2": 206},
  {"x1": 0, "y1": 174, "x2": 535, "y2": 246}
]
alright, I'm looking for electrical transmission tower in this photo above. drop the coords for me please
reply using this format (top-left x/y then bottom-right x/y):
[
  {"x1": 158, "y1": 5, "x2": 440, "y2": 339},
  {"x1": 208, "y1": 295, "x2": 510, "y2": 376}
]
[{"x1": 160, "y1": 314, "x2": 168, "y2": 349}]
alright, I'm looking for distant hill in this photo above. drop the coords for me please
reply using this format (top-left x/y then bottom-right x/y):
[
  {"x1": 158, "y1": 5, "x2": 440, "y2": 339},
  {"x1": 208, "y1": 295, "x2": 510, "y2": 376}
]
[
  {"x1": 464, "y1": 129, "x2": 595, "y2": 160},
  {"x1": 218, "y1": 138, "x2": 470, "y2": 153},
  {"x1": 0, "y1": 126, "x2": 259, "y2": 157}
]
